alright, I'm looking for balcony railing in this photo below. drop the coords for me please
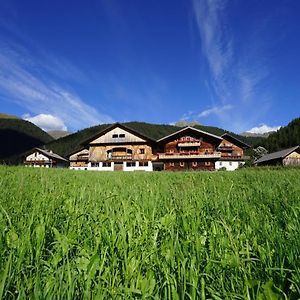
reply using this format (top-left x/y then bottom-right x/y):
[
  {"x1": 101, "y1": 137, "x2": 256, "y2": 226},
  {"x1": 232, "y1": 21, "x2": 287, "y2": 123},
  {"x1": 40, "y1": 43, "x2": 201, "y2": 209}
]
[
  {"x1": 220, "y1": 155, "x2": 250, "y2": 160},
  {"x1": 107, "y1": 155, "x2": 133, "y2": 160},
  {"x1": 158, "y1": 152, "x2": 221, "y2": 159},
  {"x1": 218, "y1": 145, "x2": 233, "y2": 150},
  {"x1": 178, "y1": 142, "x2": 201, "y2": 147}
]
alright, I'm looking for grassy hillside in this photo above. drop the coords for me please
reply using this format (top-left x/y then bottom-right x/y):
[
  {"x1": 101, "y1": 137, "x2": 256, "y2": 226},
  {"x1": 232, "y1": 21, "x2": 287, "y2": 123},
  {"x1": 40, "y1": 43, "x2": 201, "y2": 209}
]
[
  {"x1": 0, "y1": 166, "x2": 299, "y2": 298},
  {"x1": 46, "y1": 121, "x2": 263, "y2": 157},
  {"x1": 0, "y1": 117, "x2": 53, "y2": 163}
]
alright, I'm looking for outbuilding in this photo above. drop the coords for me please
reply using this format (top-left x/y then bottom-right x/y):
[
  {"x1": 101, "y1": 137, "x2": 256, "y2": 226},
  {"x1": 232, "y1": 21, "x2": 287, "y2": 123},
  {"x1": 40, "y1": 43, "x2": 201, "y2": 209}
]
[{"x1": 255, "y1": 145, "x2": 300, "y2": 166}]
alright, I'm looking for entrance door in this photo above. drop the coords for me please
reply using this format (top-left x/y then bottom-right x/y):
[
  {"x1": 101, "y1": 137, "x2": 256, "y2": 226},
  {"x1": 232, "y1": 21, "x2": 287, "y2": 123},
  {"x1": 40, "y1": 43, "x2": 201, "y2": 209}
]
[{"x1": 114, "y1": 162, "x2": 123, "y2": 171}]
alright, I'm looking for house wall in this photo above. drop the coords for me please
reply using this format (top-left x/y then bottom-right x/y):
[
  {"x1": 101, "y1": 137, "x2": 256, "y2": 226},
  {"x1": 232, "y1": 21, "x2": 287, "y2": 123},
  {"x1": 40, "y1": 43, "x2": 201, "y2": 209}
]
[
  {"x1": 283, "y1": 151, "x2": 300, "y2": 166},
  {"x1": 89, "y1": 144, "x2": 155, "y2": 162},
  {"x1": 163, "y1": 160, "x2": 215, "y2": 171},
  {"x1": 70, "y1": 161, "x2": 153, "y2": 172},
  {"x1": 215, "y1": 160, "x2": 243, "y2": 171},
  {"x1": 90, "y1": 127, "x2": 146, "y2": 144},
  {"x1": 164, "y1": 139, "x2": 215, "y2": 154},
  {"x1": 219, "y1": 138, "x2": 244, "y2": 158},
  {"x1": 26, "y1": 152, "x2": 49, "y2": 162}
]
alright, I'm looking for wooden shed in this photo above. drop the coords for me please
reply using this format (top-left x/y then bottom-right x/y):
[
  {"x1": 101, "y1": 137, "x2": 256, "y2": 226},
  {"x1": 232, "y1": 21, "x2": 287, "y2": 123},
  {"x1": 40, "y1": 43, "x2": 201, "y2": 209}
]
[{"x1": 255, "y1": 145, "x2": 300, "y2": 166}]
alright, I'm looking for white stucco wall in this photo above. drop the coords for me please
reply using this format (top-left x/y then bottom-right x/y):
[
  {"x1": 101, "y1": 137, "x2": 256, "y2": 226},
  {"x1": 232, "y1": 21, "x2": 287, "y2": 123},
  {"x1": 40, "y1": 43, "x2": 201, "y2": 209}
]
[
  {"x1": 70, "y1": 161, "x2": 153, "y2": 171},
  {"x1": 26, "y1": 152, "x2": 49, "y2": 162},
  {"x1": 215, "y1": 160, "x2": 244, "y2": 171}
]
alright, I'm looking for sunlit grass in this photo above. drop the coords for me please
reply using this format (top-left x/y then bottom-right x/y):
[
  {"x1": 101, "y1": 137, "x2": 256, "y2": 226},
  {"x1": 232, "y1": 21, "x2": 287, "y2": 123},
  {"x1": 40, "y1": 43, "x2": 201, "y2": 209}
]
[{"x1": 0, "y1": 166, "x2": 299, "y2": 299}]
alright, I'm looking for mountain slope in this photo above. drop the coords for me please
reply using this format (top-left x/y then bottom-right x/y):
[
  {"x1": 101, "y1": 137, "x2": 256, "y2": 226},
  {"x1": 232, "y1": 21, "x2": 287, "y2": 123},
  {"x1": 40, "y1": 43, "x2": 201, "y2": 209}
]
[
  {"x1": 261, "y1": 118, "x2": 300, "y2": 152},
  {"x1": 47, "y1": 130, "x2": 71, "y2": 139},
  {"x1": 0, "y1": 117, "x2": 54, "y2": 163},
  {"x1": 45, "y1": 121, "x2": 263, "y2": 158}
]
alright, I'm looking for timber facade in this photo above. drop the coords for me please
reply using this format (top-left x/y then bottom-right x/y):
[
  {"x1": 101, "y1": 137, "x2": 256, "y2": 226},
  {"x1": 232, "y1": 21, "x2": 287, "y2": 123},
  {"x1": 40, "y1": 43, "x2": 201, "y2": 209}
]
[
  {"x1": 70, "y1": 123, "x2": 157, "y2": 171},
  {"x1": 69, "y1": 123, "x2": 251, "y2": 172}
]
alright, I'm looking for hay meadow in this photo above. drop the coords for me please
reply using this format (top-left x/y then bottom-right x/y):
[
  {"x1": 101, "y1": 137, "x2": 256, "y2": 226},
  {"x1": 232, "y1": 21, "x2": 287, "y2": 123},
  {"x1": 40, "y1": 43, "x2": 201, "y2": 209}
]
[{"x1": 0, "y1": 166, "x2": 299, "y2": 299}]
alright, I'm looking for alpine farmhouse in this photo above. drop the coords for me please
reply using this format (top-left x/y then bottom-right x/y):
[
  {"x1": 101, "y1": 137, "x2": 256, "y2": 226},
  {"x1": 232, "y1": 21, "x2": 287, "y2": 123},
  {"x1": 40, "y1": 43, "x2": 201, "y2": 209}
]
[
  {"x1": 24, "y1": 148, "x2": 68, "y2": 168},
  {"x1": 69, "y1": 123, "x2": 250, "y2": 171}
]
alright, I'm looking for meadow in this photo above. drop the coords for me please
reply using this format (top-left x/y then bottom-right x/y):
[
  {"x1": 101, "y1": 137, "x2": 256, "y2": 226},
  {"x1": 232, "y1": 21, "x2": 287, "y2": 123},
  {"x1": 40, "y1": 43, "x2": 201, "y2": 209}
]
[{"x1": 0, "y1": 166, "x2": 299, "y2": 299}]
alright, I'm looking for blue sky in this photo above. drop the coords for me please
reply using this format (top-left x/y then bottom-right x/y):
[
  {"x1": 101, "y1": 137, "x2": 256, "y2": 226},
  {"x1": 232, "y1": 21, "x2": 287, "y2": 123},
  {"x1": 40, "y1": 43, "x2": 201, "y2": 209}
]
[{"x1": 0, "y1": 0, "x2": 299, "y2": 133}]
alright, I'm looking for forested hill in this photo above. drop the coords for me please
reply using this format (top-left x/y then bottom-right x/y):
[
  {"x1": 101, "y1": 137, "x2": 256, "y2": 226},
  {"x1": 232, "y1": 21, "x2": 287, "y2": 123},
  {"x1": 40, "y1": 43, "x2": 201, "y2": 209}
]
[
  {"x1": 46, "y1": 121, "x2": 263, "y2": 158},
  {"x1": 0, "y1": 116, "x2": 54, "y2": 163},
  {"x1": 261, "y1": 118, "x2": 300, "y2": 152}
]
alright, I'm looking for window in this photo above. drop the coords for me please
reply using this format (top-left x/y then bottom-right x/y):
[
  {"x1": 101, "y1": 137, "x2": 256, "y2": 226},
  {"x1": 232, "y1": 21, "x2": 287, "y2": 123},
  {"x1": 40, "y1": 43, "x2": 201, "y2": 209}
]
[
  {"x1": 139, "y1": 161, "x2": 148, "y2": 167},
  {"x1": 229, "y1": 162, "x2": 232, "y2": 166},
  {"x1": 126, "y1": 162, "x2": 136, "y2": 167},
  {"x1": 112, "y1": 133, "x2": 125, "y2": 138},
  {"x1": 139, "y1": 148, "x2": 145, "y2": 154},
  {"x1": 180, "y1": 162, "x2": 185, "y2": 167},
  {"x1": 103, "y1": 162, "x2": 111, "y2": 167},
  {"x1": 192, "y1": 161, "x2": 197, "y2": 167},
  {"x1": 91, "y1": 163, "x2": 99, "y2": 167}
]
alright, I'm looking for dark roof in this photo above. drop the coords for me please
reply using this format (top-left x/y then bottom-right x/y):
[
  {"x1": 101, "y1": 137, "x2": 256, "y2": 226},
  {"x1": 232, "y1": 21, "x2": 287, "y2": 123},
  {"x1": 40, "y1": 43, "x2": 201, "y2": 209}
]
[
  {"x1": 156, "y1": 126, "x2": 222, "y2": 143},
  {"x1": 221, "y1": 133, "x2": 251, "y2": 149},
  {"x1": 35, "y1": 148, "x2": 68, "y2": 162},
  {"x1": 255, "y1": 145, "x2": 300, "y2": 165},
  {"x1": 81, "y1": 122, "x2": 156, "y2": 145}
]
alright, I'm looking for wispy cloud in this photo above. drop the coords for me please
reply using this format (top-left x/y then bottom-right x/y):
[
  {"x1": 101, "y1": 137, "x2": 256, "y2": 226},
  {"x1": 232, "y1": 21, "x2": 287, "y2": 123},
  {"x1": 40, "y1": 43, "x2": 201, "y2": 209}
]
[
  {"x1": 198, "y1": 104, "x2": 233, "y2": 117},
  {"x1": 191, "y1": 0, "x2": 270, "y2": 132},
  {"x1": 0, "y1": 40, "x2": 113, "y2": 130}
]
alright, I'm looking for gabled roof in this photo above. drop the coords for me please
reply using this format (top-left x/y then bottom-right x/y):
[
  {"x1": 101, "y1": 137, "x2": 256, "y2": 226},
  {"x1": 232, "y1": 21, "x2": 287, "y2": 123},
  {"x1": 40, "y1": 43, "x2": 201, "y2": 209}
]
[
  {"x1": 255, "y1": 145, "x2": 300, "y2": 165},
  {"x1": 67, "y1": 147, "x2": 89, "y2": 157},
  {"x1": 35, "y1": 148, "x2": 68, "y2": 162},
  {"x1": 221, "y1": 133, "x2": 251, "y2": 149},
  {"x1": 156, "y1": 126, "x2": 222, "y2": 143},
  {"x1": 81, "y1": 122, "x2": 156, "y2": 145}
]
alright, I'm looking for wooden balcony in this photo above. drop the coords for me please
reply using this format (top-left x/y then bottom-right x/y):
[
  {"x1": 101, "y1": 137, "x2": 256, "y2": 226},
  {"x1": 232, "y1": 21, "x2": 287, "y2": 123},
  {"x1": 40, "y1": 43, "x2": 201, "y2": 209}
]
[
  {"x1": 218, "y1": 145, "x2": 233, "y2": 150},
  {"x1": 107, "y1": 155, "x2": 133, "y2": 160},
  {"x1": 178, "y1": 142, "x2": 201, "y2": 147},
  {"x1": 220, "y1": 155, "x2": 250, "y2": 160},
  {"x1": 158, "y1": 152, "x2": 221, "y2": 159}
]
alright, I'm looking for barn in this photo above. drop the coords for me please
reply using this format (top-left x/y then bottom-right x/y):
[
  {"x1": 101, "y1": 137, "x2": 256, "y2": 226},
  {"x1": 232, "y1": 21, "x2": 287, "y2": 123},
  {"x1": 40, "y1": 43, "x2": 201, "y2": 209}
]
[{"x1": 255, "y1": 145, "x2": 300, "y2": 166}]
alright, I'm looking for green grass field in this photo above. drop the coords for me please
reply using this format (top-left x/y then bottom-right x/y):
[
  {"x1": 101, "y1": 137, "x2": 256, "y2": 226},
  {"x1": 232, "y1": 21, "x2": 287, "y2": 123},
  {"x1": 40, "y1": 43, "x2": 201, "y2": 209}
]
[{"x1": 0, "y1": 167, "x2": 299, "y2": 299}]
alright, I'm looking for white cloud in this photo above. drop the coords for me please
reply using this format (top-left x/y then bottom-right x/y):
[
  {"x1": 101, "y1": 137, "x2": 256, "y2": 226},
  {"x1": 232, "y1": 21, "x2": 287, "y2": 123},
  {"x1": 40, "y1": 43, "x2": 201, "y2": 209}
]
[
  {"x1": 246, "y1": 124, "x2": 281, "y2": 134},
  {"x1": 0, "y1": 40, "x2": 114, "y2": 130},
  {"x1": 23, "y1": 114, "x2": 67, "y2": 131},
  {"x1": 198, "y1": 104, "x2": 233, "y2": 118}
]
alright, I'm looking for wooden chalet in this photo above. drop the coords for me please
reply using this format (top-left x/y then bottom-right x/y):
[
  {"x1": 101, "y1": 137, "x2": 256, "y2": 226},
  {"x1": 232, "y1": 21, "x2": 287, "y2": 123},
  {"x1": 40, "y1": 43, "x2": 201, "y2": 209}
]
[
  {"x1": 70, "y1": 123, "x2": 157, "y2": 171},
  {"x1": 215, "y1": 133, "x2": 250, "y2": 170},
  {"x1": 255, "y1": 146, "x2": 300, "y2": 166},
  {"x1": 24, "y1": 148, "x2": 68, "y2": 168},
  {"x1": 156, "y1": 127, "x2": 222, "y2": 171}
]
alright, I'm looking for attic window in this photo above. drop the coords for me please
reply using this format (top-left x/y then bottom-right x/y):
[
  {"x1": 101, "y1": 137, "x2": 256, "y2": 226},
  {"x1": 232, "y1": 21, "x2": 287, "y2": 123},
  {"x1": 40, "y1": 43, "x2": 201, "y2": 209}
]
[
  {"x1": 112, "y1": 134, "x2": 118, "y2": 138},
  {"x1": 119, "y1": 134, "x2": 125, "y2": 138}
]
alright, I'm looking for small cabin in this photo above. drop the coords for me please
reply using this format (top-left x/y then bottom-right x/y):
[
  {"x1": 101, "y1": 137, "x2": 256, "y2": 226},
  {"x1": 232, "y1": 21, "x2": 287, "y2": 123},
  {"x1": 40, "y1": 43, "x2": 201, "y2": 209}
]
[
  {"x1": 24, "y1": 148, "x2": 68, "y2": 168},
  {"x1": 255, "y1": 146, "x2": 300, "y2": 166}
]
